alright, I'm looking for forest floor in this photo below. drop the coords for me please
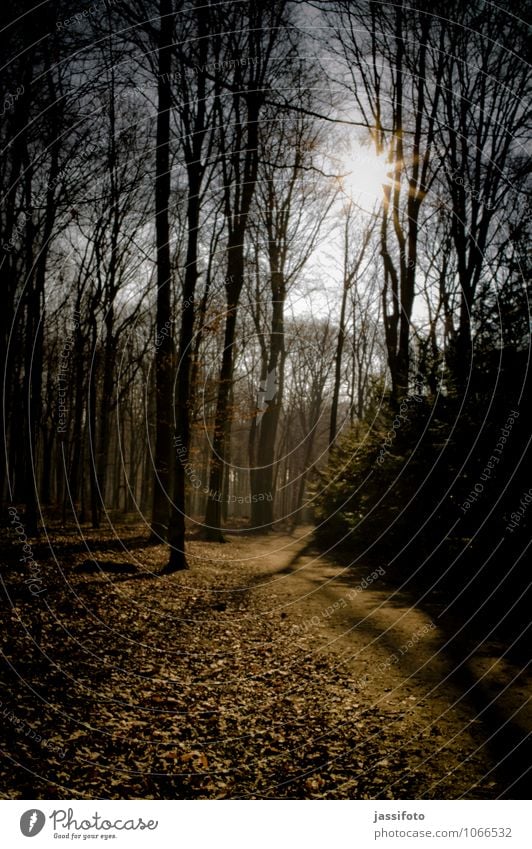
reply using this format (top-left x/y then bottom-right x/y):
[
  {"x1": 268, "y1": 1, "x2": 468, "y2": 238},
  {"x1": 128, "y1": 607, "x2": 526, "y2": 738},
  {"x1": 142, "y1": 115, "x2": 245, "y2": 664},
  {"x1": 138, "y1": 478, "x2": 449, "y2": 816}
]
[{"x1": 0, "y1": 522, "x2": 530, "y2": 799}]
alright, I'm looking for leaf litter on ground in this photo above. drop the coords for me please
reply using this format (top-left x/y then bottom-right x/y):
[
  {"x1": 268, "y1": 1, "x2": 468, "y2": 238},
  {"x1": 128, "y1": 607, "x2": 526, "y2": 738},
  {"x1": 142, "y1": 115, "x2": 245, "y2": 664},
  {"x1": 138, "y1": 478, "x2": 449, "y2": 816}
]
[{"x1": 0, "y1": 523, "x2": 499, "y2": 799}]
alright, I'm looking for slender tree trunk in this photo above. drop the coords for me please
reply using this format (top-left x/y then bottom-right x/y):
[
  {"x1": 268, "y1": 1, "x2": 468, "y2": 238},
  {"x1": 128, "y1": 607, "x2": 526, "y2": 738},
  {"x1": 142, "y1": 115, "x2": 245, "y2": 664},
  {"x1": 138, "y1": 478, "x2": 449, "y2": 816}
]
[
  {"x1": 251, "y1": 273, "x2": 285, "y2": 529},
  {"x1": 151, "y1": 0, "x2": 174, "y2": 539},
  {"x1": 293, "y1": 435, "x2": 316, "y2": 528},
  {"x1": 96, "y1": 326, "x2": 115, "y2": 511},
  {"x1": 40, "y1": 426, "x2": 53, "y2": 505},
  {"x1": 24, "y1": 49, "x2": 62, "y2": 533},
  {"x1": 329, "y1": 275, "x2": 349, "y2": 452},
  {"x1": 88, "y1": 331, "x2": 100, "y2": 529},
  {"x1": 165, "y1": 0, "x2": 210, "y2": 570},
  {"x1": 68, "y1": 311, "x2": 85, "y2": 513},
  {"x1": 165, "y1": 179, "x2": 202, "y2": 571},
  {"x1": 204, "y1": 262, "x2": 242, "y2": 542},
  {"x1": 203, "y1": 77, "x2": 263, "y2": 539}
]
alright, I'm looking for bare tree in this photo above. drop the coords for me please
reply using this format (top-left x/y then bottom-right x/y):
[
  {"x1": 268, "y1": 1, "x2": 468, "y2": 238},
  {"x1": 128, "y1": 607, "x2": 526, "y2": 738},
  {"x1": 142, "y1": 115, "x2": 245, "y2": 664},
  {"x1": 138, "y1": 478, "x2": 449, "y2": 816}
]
[
  {"x1": 203, "y1": 0, "x2": 292, "y2": 541},
  {"x1": 325, "y1": 0, "x2": 447, "y2": 401},
  {"x1": 435, "y1": 1, "x2": 530, "y2": 386},
  {"x1": 329, "y1": 206, "x2": 375, "y2": 449},
  {"x1": 249, "y1": 102, "x2": 334, "y2": 528},
  {"x1": 165, "y1": 2, "x2": 219, "y2": 571}
]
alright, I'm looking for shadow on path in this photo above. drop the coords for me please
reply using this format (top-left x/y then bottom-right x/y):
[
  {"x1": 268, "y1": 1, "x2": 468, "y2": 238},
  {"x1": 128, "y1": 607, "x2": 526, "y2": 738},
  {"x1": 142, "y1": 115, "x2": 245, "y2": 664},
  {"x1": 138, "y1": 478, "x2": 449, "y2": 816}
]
[{"x1": 261, "y1": 536, "x2": 532, "y2": 799}]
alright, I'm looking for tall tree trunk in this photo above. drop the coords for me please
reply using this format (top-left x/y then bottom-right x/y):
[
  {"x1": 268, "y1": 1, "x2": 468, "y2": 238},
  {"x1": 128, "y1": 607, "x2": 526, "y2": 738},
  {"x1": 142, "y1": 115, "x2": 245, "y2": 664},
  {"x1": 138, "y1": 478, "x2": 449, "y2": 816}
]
[
  {"x1": 88, "y1": 326, "x2": 100, "y2": 529},
  {"x1": 203, "y1": 81, "x2": 263, "y2": 540},
  {"x1": 24, "y1": 48, "x2": 62, "y2": 533},
  {"x1": 329, "y1": 274, "x2": 349, "y2": 452},
  {"x1": 151, "y1": 0, "x2": 174, "y2": 539},
  {"x1": 293, "y1": 429, "x2": 317, "y2": 528},
  {"x1": 165, "y1": 1, "x2": 210, "y2": 571},
  {"x1": 96, "y1": 326, "x2": 115, "y2": 512},
  {"x1": 250, "y1": 271, "x2": 285, "y2": 529},
  {"x1": 204, "y1": 254, "x2": 243, "y2": 542},
  {"x1": 165, "y1": 178, "x2": 201, "y2": 571},
  {"x1": 40, "y1": 425, "x2": 53, "y2": 505},
  {"x1": 68, "y1": 306, "x2": 85, "y2": 513}
]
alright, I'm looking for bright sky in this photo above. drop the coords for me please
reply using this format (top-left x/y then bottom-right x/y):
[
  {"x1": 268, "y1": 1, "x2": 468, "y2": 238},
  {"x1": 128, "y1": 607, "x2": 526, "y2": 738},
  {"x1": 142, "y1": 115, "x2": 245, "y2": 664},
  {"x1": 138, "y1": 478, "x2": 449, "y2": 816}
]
[{"x1": 287, "y1": 140, "x2": 387, "y2": 322}]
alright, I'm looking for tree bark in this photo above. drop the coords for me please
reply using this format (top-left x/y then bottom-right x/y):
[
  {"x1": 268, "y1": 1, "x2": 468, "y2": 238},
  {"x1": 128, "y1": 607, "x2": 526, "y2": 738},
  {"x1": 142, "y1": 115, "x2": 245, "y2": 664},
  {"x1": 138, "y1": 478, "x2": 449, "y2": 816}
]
[
  {"x1": 250, "y1": 271, "x2": 285, "y2": 529},
  {"x1": 151, "y1": 0, "x2": 174, "y2": 540}
]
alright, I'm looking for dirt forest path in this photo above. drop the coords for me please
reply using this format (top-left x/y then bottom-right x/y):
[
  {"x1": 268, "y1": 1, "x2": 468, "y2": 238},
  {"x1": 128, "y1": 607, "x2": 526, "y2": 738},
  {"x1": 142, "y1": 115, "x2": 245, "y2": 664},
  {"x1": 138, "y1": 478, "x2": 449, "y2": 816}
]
[
  {"x1": 2, "y1": 523, "x2": 530, "y2": 800},
  {"x1": 224, "y1": 527, "x2": 532, "y2": 799}
]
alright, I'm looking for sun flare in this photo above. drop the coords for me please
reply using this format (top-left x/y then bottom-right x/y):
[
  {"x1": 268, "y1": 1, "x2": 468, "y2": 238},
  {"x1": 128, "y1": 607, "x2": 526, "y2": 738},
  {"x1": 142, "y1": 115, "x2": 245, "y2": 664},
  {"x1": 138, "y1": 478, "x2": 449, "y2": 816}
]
[{"x1": 339, "y1": 145, "x2": 390, "y2": 210}]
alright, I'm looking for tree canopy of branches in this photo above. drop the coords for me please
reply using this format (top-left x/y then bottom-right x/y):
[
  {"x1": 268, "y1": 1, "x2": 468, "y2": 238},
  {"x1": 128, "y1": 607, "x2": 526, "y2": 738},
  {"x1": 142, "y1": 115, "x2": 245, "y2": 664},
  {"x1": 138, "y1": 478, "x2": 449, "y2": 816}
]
[{"x1": 0, "y1": 0, "x2": 529, "y2": 590}]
